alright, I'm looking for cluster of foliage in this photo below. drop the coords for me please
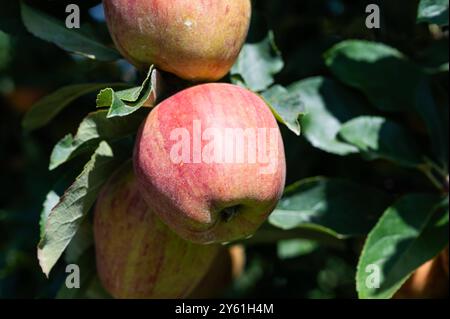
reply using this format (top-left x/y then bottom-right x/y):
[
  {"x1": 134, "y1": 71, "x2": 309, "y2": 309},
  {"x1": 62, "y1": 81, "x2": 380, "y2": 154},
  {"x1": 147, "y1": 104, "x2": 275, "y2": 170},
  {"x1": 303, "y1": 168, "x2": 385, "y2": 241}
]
[{"x1": 0, "y1": 0, "x2": 448, "y2": 298}]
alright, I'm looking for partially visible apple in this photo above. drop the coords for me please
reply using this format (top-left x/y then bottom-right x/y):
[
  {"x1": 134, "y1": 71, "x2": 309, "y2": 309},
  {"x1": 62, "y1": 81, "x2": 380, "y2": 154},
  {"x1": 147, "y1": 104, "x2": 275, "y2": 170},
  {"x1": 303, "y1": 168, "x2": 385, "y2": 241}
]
[
  {"x1": 103, "y1": 0, "x2": 251, "y2": 82},
  {"x1": 394, "y1": 249, "x2": 449, "y2": 299},
  {"x1": 94, "y1": 161, "x2": 219, "y2": 299},
  {"x1": 4, "y1": 87, "x2": 47, "y2": 113},
  {"x1": 134, "y1": 83, "x2": 286, "y2": 244},
  {"x1": 442, "y1": 246, "x2": 449, "y2": 277},
  {"x1": 189, "y1": 245, "x2": 246, "y2": 299}
]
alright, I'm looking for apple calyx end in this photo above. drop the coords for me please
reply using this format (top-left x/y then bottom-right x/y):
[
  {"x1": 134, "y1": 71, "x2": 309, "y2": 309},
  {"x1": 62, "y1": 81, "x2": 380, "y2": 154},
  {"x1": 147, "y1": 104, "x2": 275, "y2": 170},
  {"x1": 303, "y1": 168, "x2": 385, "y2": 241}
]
[{"x1": 221, "y1": 205, "x2": 242, "y2": 223}]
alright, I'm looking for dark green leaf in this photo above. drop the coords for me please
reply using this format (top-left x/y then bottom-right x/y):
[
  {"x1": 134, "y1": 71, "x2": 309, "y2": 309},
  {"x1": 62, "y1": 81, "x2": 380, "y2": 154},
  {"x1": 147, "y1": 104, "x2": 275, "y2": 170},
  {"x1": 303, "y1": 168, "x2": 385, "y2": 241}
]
[
  {"x1": 0, "y1": 1, "x2": 26, "y2": 35},
  {"x1": 231, "y1": 31, "x2": 284, "y2": 92},
  {"x1": 22, "y1": 83, "x2": 126, "y2": 132},
  {"x1": 417, "y1": 0, "x2": 449, "y2": 25},
  {"x1": 56, "y1": 249, "x2": 95, "y2": 299},
  {"x1": 415, "y1": 80, "x2": 449, "y2": 169},
  {"x1": 49, "y1": 109, "x2": 147, "y2": 170},
  {"x1": 269, "y1": 177, "x2": 390, "y2": 238},
  {"x1": 39, "y1": 168, "x2": 87, "y2": 240},
  {"x1": 356, "y1": 194, "x2": 449, "y2": 299},
  {"x1": 38, "y1": 142, "x2": 125, "y2": 277},
  {"x1": 419, "y1": 39, "x2": 449, "y2": 73},
  {"x1": 295, "y1": 77, "x2": 369, "y2": 155},
  {"x1": 339, "y1": 116, "x2": 424, "y2": 168},
  {"x1": 21, "y1": 2, "x2": 120, "y2": 61},
  {"x1": 0, "y1": 30, "x2": 12, "y2": 71},
  {"x1": 325, "y1": 40, "x2": 425, "y2": 112},
  {"x1": 39, "y1": 191, "x2": 59, "y2": 238},
  {"x1": 262, "y1": 85, "x2": 306, "y2": 136}
]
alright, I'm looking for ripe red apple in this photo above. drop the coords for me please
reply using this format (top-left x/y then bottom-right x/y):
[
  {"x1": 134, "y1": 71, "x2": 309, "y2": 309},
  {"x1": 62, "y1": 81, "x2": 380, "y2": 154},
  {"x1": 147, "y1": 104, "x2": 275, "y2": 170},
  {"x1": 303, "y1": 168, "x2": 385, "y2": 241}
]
[
  {"x1": 134, "y1": 83, "x2": 286, "y2": 244},
  {"x1": 103, "y1": 0, "x2": 251, "y2": 82},
  {"x1": 94, "y1": 161, "x2": 219, "y2": 299}
]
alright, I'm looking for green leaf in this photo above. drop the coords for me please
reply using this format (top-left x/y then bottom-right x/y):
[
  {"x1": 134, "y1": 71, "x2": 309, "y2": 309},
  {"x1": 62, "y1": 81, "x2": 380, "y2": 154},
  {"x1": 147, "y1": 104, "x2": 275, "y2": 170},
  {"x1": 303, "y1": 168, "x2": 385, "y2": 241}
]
[
  {"x1": 325, "y1": 40, "x2": 425, "y2": 112},
  {"x1": 64, "y1": 219, "x2": 94, "y2": 264},
  {"x1": 277, "y1": 239, "x2": 319, "y2": 260},
  {"x1": 49, "y1": 109, "x2": 147, "y2": 170},
  {"x1": 415, "y1": 80, "x2": 449, "y2": 170},
  {"x1": 58, "y1": 249, "x2": 95, "y2": 298},
  {"x1": 39, "y1": 167, "x2": 87, "y2": 240},
  {"x1": 247, "y1": 224, "x2": 344, "y2": 248},
  {"x1": 356, "y1": 194, "x2": 449, "y2": 299},
  {"x1": 339, "y1": 116, "x2": 424, "y2": 168},
  {"x1": 20, "y1": 2, "x2": 120, "y2": 61},
  {"x1": 295, "y1": 77, "x2": 369, "y2": 155},
  {"x1": 0, "y1": 30, "x2": 12, "y2": 70},
  {"x1": 269, "y1": 177, "x2": 390, "y2": 238},
  {"x1": 37, "y1": 142, "x2": 125, "y2": 277},
  {"x1": 22, "y1": 83, "x2": 126, "y2": 132},
  {"x1": 231, "y1": 31, "x2": 284, "y2": 92},
  {"x1": 96, "y1": 66, "x2": 159, "y2": 118},
  {"x1": 39, "y1": 191, "x2": 60, "y2": 238},
  {"x1": 83, "y1": 276, "x2": 113, "y2": 299},
  {"x1": 419, "y1": 39, "x2": 449, "y2": 73},
  {"x1": 0, "y1": 1, "x2": 26, "y2": 35},
  {"x1": 262, "y1": 85, "x2": 306, "y2": 136},
  {"x1": 417, "y1": 0, "x2": 449, "y2": 25}
]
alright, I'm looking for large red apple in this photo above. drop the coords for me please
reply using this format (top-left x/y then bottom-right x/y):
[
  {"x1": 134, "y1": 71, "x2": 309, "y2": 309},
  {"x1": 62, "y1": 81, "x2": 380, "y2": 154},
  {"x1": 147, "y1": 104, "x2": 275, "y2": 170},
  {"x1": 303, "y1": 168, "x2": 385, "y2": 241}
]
[
  {"x1": 103, "y1": 0, "x2": 251, "y2": 82},
  {"x1": 134, "y1": 83, "x2": 286, "y2": 244},
  {"x1": 94, "y1": 161, "x2": 219, "y2": 299}
]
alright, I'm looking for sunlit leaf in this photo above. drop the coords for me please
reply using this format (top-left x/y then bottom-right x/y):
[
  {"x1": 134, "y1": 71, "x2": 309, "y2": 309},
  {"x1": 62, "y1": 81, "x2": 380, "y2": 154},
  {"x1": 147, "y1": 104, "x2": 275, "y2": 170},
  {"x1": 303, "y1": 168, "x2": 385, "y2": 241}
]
[{"x1": 356, "y1": 194, "x2": 449, "y2": 299}]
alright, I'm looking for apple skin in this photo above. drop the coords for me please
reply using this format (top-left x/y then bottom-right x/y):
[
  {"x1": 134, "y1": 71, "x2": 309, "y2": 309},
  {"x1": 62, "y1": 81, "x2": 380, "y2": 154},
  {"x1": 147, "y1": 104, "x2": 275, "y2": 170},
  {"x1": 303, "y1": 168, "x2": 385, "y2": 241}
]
[
  {"x1": 134, "y1": 83, "x2": 286, "y2": 244},
  {"x1": 94, "y1": 161, "x2": 219, "y2": 299},
  {"x1": 103, "y1": 0, "x2": 251, "y2": 82}
]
